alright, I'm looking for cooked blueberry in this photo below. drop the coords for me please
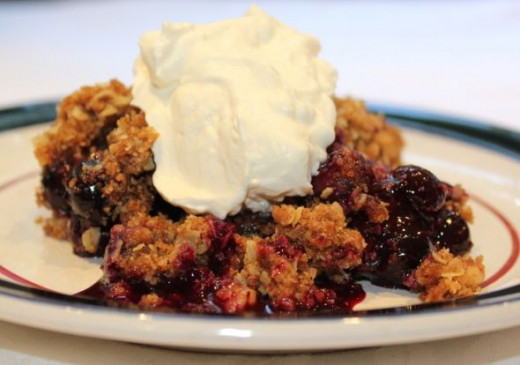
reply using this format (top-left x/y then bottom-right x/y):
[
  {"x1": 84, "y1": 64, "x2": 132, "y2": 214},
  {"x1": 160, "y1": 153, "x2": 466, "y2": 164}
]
[
  {"x1": 383, "y1": 203, "x2": 431, "y2": 240},
  {"x1": 67, "y1": 159, "x2": 105, "y2": 225},
  {"x1": 394, "y1": 235, "x2": 431, "y2": 269},
  {"x1": 354, "y1": 203, "x2": 432, "y2": 287},
  {"x1": 389, "y1": 165, "x2": 447, "y2": 212},
  {"x1": 434, "y1": 210, "x2": 472, "y2": 255},
  {"x1": 41, "y1": 162, "x2": 71, "y2": 215}
]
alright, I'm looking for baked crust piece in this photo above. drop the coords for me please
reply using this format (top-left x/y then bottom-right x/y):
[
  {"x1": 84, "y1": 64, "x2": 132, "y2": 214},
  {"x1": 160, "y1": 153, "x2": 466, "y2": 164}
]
[
  {"x1": 272, "y1": 202, "x2": 366, "y2": 273},
  {"x1": 34, "y1": 80, "x2": 135, "y2": 167},
  {"x1": 414, "y1": 249, "x2": 484, "y2": 302},
  {"x1": 101, "y1": 202, "x2": 367, "y2": 313},
  {"x1": 334, "y1": 97, "x2": 404, "y2": 168},
  {"x1": 34, "y1": 80, "x2": 158, "y2": 256}
]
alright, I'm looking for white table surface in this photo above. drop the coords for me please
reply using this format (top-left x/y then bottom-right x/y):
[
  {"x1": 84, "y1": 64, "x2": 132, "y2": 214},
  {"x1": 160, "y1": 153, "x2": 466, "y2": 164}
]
[{"x1": 1, "y1": 1, "x2": 519, "y2": 364}]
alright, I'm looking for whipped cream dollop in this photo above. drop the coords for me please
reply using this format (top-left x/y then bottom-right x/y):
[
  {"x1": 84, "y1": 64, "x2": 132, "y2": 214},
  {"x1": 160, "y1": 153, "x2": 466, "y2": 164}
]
[{"x1": 132, "y1": 6, "x2": 337, "y2": 219}]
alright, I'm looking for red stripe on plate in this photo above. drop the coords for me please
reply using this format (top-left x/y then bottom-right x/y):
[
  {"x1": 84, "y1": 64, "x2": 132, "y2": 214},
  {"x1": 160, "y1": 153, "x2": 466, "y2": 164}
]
[
  {"x1": 0, "y1": 171, "x2": 38, "y2": 191},
  {"x1": 472, "y1": 195, "x2": 520, "y2": 288},
  {"x1": 0, "y1": 265, "x2": 47, "y2": 290}
]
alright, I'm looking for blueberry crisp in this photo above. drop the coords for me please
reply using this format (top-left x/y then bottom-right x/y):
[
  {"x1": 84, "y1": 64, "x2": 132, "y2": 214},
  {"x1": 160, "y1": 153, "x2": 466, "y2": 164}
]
[{"x1": 34, "y1": 80, "x2": 484, "y2": 314}]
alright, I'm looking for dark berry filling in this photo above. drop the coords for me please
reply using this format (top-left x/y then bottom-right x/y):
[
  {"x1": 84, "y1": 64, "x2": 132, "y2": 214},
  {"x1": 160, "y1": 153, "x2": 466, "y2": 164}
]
[
  {"x1": 41, "y1": 160, "x2": 73, "y2": 216},
  {"x1": 229, "y1": 210, "x2": 275, "y2": 237},
  {"x1": 81, "y1": 147, "x2": 473, "y2": 314},
  {"x1": 41, "y1": 154, "x2": 114, "y2": 256},
  {"x1": 311, "y1": 149, "x2": 376, "y2": 214},
  {"x1": 43, "y1": 117, "x2": 472, "y2": 314},
  {"x1": 67, "y1": 158, "x2": 106, "y2": 225},
  {"x1": 206, "y1": 218, "x2": 236, "y2": 275},
  {"x1": 381, "y1": 165, "x2": 448, "y2": 212},
  {"x1": 433, "y1": 209, "x2": 472, "y2": 255},
  {"x1": 312, "y1": 151, "x2": 472, "y2": 289}
]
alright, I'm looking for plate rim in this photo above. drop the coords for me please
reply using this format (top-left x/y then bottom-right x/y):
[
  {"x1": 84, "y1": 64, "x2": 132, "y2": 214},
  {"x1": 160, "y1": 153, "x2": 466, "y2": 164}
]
[{"x1": 0, "y1": 102, "x2": 519, "y2": 351}]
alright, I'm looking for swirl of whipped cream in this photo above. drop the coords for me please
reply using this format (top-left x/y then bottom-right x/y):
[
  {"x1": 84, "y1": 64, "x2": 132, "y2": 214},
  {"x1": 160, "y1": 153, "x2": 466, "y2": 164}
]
[{"x1": 132, "y1": 6, "x2": 337, "y2": 219}]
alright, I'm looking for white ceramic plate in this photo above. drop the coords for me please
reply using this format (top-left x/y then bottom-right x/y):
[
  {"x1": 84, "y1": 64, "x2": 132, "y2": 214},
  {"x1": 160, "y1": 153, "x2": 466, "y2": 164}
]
[{"x1": 0, "y1": 105, "x2": 519, "y2": 353}]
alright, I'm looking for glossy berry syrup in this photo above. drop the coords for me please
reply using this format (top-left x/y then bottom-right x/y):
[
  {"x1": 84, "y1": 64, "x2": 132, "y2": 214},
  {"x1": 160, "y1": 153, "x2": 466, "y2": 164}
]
[
  {"x1": 312, "y1": 149, "x2": 473, "y2": 289},
  {"x1": 79, "y1": 278, "x2": 366, "y2": 317}
]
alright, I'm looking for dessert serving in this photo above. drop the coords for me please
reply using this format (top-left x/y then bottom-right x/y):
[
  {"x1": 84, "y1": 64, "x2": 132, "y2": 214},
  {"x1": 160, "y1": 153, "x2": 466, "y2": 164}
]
[{"x1": 34, "y1": 7, "x2": 484, "y2": 314}]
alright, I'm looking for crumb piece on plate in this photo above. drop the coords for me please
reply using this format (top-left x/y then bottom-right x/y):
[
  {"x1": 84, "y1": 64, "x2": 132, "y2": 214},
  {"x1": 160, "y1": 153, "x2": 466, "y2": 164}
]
[{"x1": 414, "y1": 248, "x2": 485, "y2": 302}]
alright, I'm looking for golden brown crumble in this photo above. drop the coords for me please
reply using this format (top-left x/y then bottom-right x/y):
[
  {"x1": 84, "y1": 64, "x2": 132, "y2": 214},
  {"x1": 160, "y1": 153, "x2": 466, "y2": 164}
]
[
  {"x1": 415, "y1": 248, "x2": 484, "y2": 302},
  {"x1": 272, "y1": 202, "x2": 366, "y2": 273},
  {"x1": 255, "y1": 240, "x2": 317, "y2": 311},
  {"x1": 34, "y1": 81, "x2": 158, "y2": 255},
  {"x1": 103, "y1": 214, "x2": 210, "y2": 286},
  {"x1": 103, "y1": 206, "x2": 364, "y2": 312},
  {"x1": 95, "y1": 111, "x2": 158, "y2": 223},
  {"x1": 334, "y1": 97, "x2": 404, "y2": 168},
  {"x1": 35, "y1": 215, "x2": 69, "y2": 241},
  {"x1": 34, "y1": 80, "x2": 135, "y2": 167}
]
